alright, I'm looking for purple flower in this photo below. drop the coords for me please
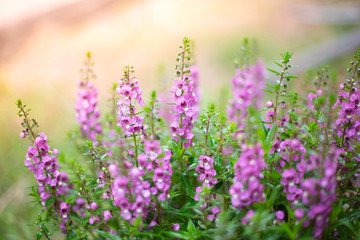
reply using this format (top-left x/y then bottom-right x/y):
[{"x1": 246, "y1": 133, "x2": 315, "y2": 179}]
[
  {"x1": 75, "y1": 81, "x2": 102, "y2": 141},
  {"x1": 117, "y1": 70, "x2": 144, "y2": 137},
  {"x1": 275, "y1": 210, "x2": 284, "y2": 221},
  {"x1": 207, "y1": 207, "x2": 221, "y2": 222},
  {"x1": 230, "y1": 143, "x2": 266, "y2": 209},
  {"x1": 332, "y1": 86, "x2": 360, "y2": 150},
  {"x1": 23, "y1": 132, "x2": 70, "y2": 215},
  {"x1": 169, "y1": 67, "x2": 196, "y2": 149},
  {"x1": 300, "y1": 149, "x2": 338, "y2": 238},
  {"x1": 172, "y1": 223, "x2": 180, "y2": 231},
  {"x1": 152, "y1": 150, "x2": 173, "y2": 201},
  {"x1": 103, "y1": 210, "x2": 113, "y2": 221},
  {"x1": 241, "y1": 210, "x2": 255, "y2": 225},
  {"x1": 90, "y1": 202, "x2": 98, "y2": 210},
  {"x1": 294, "y1": 208, "x2": 304, "y2": 220},
  {"x1": 227, "y1": 61, "x2": 265, "y2": 135},
  {"x1": 194, "y1": 155, "x2": 217, "y2": 203}
]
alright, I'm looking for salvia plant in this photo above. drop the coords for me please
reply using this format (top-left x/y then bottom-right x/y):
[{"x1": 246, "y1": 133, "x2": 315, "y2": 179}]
[{"x1": 17, "y1": 37, "x2": 360, "y2": 240}]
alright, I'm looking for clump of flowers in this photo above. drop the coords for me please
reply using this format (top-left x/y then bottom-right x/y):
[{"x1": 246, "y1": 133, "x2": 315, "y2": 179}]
[
  {"x1": 227, "y1": 63, "x2": 265, "y2": 130},
  {"x1": 138, "y1": 140, "x2": 173, "y2": 201},
  {"x1": 194, "y1": 155, "x2": 217, "y2": 203},
  {"x1": 193, "y1": 155, "x2": 220, "y2": 222},
  {"x1": 301, "y1": 149, "x2": 338, "y2": 238},
  {"x1": 169, "y1": 37, "x2": 195, "y2": 148},
  {"x1": 332, "y1": 84, "x2": 360, "y2": 150},
  {"x1": 152, "y1": 150, "x2": 173, "y2": 202},
  {"x1": 16, "y1": 41, "x2": 360, "y2": 240},
  {"x1": 75, "y1": 52, "x2": 102, "y2": 141},
  {"x1": 227, "y1": 39, "x2": 265, "y2": 133},
  {"x1": 117, "y1": 66, "x2": 145, "y2": 137},
  {"x1": 230, "y1": 143, "x2": 266, "y2": 208},
  {"x1": 110, "y1": 163, "x2": 153, "y2": 224},
  {"x1": 18, "y1": 100, "x2": 71, "y2": 233}
]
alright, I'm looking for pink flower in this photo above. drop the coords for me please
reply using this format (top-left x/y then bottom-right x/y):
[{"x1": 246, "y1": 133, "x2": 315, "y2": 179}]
[
  {"x1": 275, "y1": 210, "x2": 284, "y2": 221},
  {"x1": 169, "y1": 67, "x2": 196, "y2": 149},
  {"x1": 230, "y1": 143, "x2": 265, "y2": 209},
  {"x1": 117, "y1": 70, "x2": 144, "y2": 137},
  {"x1": 90, "y1": 202, "x2": 98, "y2": 210},
  {"x1": 294, "y1": 208, "x2": 304, "y2": 220},
  {"x1": 103, "y1": 210, "x2": 113, "y2": 221},
  {"x1": 75, "y1": 81, "x2": 102, "y2": 141},
  {"x1": 241, "y1": 210, "x2": 255, "y2": 225},
  {"x1": 172, "y1": 223, "x2": 180, "y2": 231},
  {"x1": 227, "y1": 61, "x2": 265, "y2": 134}
]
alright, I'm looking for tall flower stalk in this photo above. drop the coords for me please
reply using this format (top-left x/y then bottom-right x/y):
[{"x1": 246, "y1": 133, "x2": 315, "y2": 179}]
[
  {"x1": 18, "y1": 100, "x2": 71, "y2": 233},
  {"x1": 169, "y1": 37, "x2": 195, "y2": 151},
  {"x1": 75, "y1": 52, "x2": 102, "y2": 142},
  {"x1": 227, "y1": 39, "x2": 265, "y2": 136},
  {"x1": 116, "y1": 66, "x2": 145, "y2": 164}
]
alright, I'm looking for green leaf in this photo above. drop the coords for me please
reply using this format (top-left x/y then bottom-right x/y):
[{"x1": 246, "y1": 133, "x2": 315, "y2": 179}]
[
  {"x1": 36, "y1": 231, "x2": 42, "y2": 240},
  {"x1": 274, "y1": 61, "x2": 283, "y2": 68},
  {"x1": 182, "y1": 175, "x2": 194, "y2": 198},
  {"x1": 133, "y1": 215, "x2": 142, "y2": 229},
  {"x1": 163, "y1": 231, "x2": 188, "y2": 239},
  {"x1": 185, "y1": 171, "x2": 198, "y2": 177},
  {"x1": 265, "y1": 84, "x2": 276, "y2": 90},
  {"x1": 267, "y1": 68, "x2": 281, "y2": 75},
  {"x1": 264, "y1": 123, "x2": 277, "y2": 154},
  {"x1": 261, "y1": 89, "x2": 275, "y2": 95},
  {"x1": 95, "y1": 230, "x2": 123, "y2": 240},
  {"x1": 180, "y1": 199, "x2": 197, "y2": 211},
  {"x1": 274, "y1": 83, "x2": 280, "y2": 92},
  {"x1": 45, "y1": 196, "x2": 55, "y2": 209},
  {"x1": 280, "y1": 223, "x2": 296, "y2": 239},
  {"x1": 335, "y1": 209, "x2": 360, "y2": 227},
  {"x1": 136, "y1": 231, "x2": 165, "y2": 239},
  {"x1": 187, "y1": 219, "x2": 196, "y2": 234},
  {"x1": 266, "y1": 184, "x2": 281, "y2": 208},
  {"x1": 214, "y1": 155, "x2": 222, "y2": 173}
]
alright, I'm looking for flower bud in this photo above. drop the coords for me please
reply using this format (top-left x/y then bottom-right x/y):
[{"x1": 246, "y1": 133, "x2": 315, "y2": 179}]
[
  {"x1": 90, "y1": 202, "x2": 98, "y2": 210},
  {"x1": 172, "y1": 223, "x2": 180, "y2": 231},
  {"x1": 20, "y1": 131, "x2": 26, "y2": 138},
  {"x1": 266, "y1": 100, "x2": 273, "y2": 108}
]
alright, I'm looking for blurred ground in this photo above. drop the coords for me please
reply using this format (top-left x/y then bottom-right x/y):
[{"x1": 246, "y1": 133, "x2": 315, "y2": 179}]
[{"x1": 0, "y1": 0, "x2": 359, "y2": 239}]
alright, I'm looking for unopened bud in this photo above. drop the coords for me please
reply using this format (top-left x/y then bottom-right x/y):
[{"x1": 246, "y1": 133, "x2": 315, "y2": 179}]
[{"x1": 266, "y1": 100, "x2": 273, "y2": 108}]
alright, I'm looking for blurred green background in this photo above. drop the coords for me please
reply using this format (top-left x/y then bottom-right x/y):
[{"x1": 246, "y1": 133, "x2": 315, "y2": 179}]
[{"x1": 1, "y1": 0, "x2": 360, "y2": 239}]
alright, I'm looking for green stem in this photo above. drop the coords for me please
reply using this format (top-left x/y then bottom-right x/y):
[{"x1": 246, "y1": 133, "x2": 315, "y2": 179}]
[
  {"x1": 223, "y1": 183, "x2": 228, "y2": 212},
  {"x1": 156, "y1": 199, "x2": 162, "y2": 226},
  {"x1": 203, "y1": 208, "x2": 208, "y2": 229},
  {"x1": 41, "y1": 225, "x2": 51, "y2": 240},
  {"x1": 273, "y1": 70, "x2": 285, "y2": 123},
  {"x1": 179, "y1": 42, "x2": 187, "y2": 81},
  {"x1": 179, "y1": 115, "x2": 184, "y2": 170},
  {"x1": 288, "y1": 149, "x2": 292, "y2": 167},
  {"x1": 217, "y1": 122, "x2": 224, "y2": 156},
  {"x1": 149, "y1": 96, "x2": 157, "y2": 139},
  {"x1": 133, "y1": 133, "x2": 138, "y2": 166},
  {"x1": 204, "y1": 115, "x2": 211, "y2": 155}
]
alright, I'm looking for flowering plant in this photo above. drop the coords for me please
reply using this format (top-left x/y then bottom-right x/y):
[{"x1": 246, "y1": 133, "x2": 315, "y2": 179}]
[{"x1": 17, "y1": 37, "x2": 360, "y2": 240}]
